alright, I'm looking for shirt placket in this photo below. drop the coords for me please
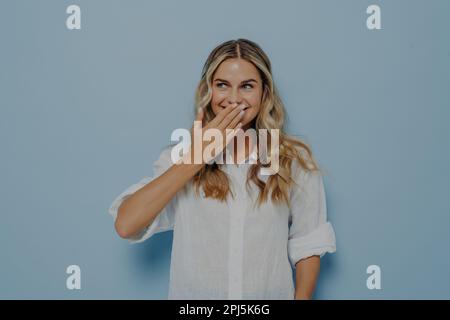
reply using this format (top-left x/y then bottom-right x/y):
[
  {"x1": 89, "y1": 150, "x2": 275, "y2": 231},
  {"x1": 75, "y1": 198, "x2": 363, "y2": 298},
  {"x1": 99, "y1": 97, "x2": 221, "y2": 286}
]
[{"x1": 227, "y1": 165, "x2": 248, "y2": 300}]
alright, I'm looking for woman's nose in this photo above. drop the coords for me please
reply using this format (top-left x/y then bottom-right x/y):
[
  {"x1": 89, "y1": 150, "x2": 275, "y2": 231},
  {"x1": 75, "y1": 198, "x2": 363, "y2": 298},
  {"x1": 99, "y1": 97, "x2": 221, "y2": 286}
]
[{"x1": 227, "y1": 88, "x2": 242, "y2": 105}]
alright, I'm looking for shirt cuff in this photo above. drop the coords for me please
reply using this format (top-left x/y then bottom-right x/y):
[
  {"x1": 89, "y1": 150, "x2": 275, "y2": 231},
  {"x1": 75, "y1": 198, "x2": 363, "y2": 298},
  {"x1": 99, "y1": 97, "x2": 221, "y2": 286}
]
[{"x1": 287, "y1": 222, "x2": 336, "y2": 269}]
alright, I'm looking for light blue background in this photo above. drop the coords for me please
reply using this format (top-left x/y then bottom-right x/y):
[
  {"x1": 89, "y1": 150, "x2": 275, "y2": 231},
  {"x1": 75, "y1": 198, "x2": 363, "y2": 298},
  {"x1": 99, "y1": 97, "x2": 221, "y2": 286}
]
[{"x1": 1, "y1": 0, "x2": 449, "y2": 299}]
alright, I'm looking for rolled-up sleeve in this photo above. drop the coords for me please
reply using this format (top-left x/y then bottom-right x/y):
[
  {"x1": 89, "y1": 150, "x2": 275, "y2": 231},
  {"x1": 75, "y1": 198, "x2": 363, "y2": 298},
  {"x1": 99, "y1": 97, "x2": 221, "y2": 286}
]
[
  {"x1": 108, "y1": 146, "x2": 178, "y2": 244},
  {"x1": 287, "y1": 168, "x2": 336, "y2": 268}
]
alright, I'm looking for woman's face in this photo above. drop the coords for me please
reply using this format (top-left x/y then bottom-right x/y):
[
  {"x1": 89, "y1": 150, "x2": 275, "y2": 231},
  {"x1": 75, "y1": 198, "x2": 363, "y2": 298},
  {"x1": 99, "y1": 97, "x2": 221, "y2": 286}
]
[{"x1": 211, "y1": 58, "x2": 263, "y2": 129}]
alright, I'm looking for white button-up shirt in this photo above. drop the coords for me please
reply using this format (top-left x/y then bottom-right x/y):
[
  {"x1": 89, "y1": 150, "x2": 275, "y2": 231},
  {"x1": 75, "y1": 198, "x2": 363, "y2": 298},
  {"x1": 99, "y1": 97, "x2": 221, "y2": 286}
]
[{"x1": 109, "y1": 145, "x2": 336, "y2": 300}]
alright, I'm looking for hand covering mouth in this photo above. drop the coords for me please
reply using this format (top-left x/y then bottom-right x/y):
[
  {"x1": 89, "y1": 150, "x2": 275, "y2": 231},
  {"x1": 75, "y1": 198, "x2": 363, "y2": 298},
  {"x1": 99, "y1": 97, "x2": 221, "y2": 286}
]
[{"x1": 219, "y1": 104, "x2": 251, "y2": 110}]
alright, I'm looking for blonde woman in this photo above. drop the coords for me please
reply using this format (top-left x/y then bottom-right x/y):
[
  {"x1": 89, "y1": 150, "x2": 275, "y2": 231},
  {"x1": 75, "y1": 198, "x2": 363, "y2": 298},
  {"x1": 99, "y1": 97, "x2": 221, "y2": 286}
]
[{"x1": 109, "y1": 39, "x2": 336, "y2": 300}]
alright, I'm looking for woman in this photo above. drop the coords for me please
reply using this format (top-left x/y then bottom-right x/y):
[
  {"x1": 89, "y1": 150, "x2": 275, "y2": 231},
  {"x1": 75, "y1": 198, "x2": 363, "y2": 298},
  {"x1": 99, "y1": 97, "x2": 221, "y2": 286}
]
[{"x1": 109, "y1": 39, "x2": 336, "y2": 300}]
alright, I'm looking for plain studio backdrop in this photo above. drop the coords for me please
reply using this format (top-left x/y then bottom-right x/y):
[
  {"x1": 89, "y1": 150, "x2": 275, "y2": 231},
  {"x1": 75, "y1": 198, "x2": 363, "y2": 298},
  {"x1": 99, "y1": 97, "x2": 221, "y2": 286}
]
[{"x1": 0, "y1": 0, "x2": 449, "y2": 299}]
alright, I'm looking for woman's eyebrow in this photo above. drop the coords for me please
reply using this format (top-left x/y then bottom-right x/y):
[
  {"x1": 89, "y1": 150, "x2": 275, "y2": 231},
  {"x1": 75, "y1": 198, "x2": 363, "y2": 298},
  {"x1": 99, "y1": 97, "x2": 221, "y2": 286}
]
[{"x1": 214, "y1": 78, "x2": 258, "y2": 84}]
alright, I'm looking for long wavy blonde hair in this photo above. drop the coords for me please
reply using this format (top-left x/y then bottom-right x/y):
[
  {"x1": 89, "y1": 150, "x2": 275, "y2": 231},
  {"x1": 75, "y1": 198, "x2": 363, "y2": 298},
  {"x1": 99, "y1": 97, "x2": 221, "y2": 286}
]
[{"x1": 192, "y1": 39, "x2": 322, "y2": 209}]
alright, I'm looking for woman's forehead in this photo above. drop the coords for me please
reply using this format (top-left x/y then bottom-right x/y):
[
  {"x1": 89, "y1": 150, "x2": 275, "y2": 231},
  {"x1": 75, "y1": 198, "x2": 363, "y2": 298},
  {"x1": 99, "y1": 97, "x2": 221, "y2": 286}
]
[{"x1": 214, "y1": 58, "x2": 261, "y2": 80}]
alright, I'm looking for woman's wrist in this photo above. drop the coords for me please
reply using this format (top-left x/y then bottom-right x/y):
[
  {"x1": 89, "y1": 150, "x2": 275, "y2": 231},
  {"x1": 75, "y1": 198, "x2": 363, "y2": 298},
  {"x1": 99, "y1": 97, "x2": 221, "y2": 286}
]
[
  {"x1": 175, "y1": 149, "x2": 205, "y2": 173},
  {"x1": 294, "y1": 292, "x2": 312, "y2": 300}
]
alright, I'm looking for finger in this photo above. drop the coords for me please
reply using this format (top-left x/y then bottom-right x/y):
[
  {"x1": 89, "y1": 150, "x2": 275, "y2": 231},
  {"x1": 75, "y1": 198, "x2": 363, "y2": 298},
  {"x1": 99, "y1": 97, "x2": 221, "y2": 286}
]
[
  {"x1": 217, "y1": 104, "x2": 245, "y2": 131},
  {"x1": 224, "y1": 122, "x2": 243, "y2": 146},
  {"x1": 207, "y1": 103, "x2": 239, "y2": 128},
  {"x1": 226, "y1": 108, "x2": 244, "y2": 130}
]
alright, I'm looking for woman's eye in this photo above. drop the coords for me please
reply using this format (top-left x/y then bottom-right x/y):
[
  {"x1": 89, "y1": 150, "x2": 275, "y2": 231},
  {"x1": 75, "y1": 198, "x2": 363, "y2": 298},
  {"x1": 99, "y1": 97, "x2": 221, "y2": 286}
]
[{"x1": 215, "y1": 83, "x2": 253, "y2": 89}]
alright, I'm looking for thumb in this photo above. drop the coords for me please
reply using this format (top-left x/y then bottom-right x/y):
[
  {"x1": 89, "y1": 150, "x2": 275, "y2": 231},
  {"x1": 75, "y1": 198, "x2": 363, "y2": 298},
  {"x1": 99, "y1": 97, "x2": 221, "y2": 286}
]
[
  {"x1": 191, "y1": 107, "x2": 204, "y2": 134},
  {"x1": 196, "y1": 107, "x2": 204, "y2": 122}
]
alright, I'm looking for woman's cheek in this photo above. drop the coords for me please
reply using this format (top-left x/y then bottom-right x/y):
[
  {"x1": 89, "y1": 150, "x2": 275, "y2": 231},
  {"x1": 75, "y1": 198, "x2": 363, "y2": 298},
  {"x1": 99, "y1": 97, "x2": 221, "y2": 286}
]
[{"x1": 243, "y1": 108, "x2": 258, "y2": 124}]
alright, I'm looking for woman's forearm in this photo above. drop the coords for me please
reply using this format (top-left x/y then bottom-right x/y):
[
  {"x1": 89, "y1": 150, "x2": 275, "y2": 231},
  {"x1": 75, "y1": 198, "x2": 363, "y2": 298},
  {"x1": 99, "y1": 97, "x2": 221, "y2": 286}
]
[
  {"x1": 294, "y1": 255, "x2": 320, "y2": 300},
  {"x1": 115, "y1": 151, "x2": 203, "y2": 239}
]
